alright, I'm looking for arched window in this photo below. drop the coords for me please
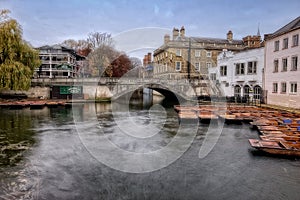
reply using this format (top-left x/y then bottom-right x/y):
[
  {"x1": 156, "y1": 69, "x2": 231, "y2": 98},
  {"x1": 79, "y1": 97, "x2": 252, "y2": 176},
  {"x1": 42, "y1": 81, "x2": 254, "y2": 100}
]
[
  {"x1": 234, "y1": 85, "x2": 241, "y2": 97},
  {"x1": 244, "y1": 85, "x2": 251, "y2": 98},
  {"x1": 254, "y1": 85, "x2": 261, "y2": 100}
]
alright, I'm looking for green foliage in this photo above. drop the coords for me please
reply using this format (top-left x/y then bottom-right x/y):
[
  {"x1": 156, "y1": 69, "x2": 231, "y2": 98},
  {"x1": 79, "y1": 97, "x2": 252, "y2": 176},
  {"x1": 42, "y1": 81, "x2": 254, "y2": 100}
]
[{"x1": 0, "y1": 9, "x2": 41, "y2": 90}]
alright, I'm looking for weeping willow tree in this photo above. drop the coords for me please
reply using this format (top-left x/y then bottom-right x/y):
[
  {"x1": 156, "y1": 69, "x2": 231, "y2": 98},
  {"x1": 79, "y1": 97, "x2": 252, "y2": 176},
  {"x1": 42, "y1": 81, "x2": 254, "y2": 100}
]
[{"x1": 0, "y1": 9, "x2": 41, "y2": 90}]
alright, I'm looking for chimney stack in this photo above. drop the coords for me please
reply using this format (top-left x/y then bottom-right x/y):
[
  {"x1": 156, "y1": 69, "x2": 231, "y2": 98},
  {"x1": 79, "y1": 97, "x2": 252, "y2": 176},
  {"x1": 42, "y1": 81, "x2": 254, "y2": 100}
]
[
  {"x1": 180, "y1": 26, "x2": 185, "y2": 38},
  {"x1": 172, "y1": 27, "x2": 179, "y2": 40},
  {"x1": 147, "y1": 53, "x2": 152, "y2": 63},
  {"x1": 227, "y1": 30, "x2": 233, "y2": 42},
  {"x1": 164, "y1": 34, "x2": 170, "y2": 44}
]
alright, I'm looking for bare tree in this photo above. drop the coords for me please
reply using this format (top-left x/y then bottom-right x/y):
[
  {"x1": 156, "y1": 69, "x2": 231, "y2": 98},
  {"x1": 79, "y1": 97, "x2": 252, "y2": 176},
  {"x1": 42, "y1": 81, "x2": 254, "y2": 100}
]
[{"x1": 87, "y1": 32, "x2": 113, "y2": 50}]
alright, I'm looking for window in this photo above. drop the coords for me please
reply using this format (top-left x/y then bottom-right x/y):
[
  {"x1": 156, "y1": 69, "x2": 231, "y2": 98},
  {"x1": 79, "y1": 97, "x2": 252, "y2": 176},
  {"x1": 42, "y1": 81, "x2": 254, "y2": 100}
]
[
  {"x1": 206, "y1": 62, "x2": 212, "y2": 68},
  {"x1": 206, "y1": 51, "x2": 212, "y2": 57},
  {"x1": 273, "y1": 59, "x2": 279, "y2": 72},
  {"x1": 282, "y1": 58, "x2": 288, "y2": 71},
  {"x1": 274, "y1": 40, "x2": 279, "y2": 51},
  {"x1": 176, "y1": 49, "x2": 181, "y2": 56},
  {"x1": 273, "y1": 83, "x2": 278, "y2": 93},
  {"x1": 247, "y1": 61, "x2": 257, "y2": 74},
  {"x1": 292, "y1": 34, "x2": 299, "y2": 47},
  {"x1": 195, "y1": 62, "x2": 200, "y2": 71},
  {"x1": 290, "y1": 82, "x2": 297, "y2": 94},
  {"x1": 220, "y1": 65, "x2": 227, "y2": 76},
  {"x1": 291, "y1": 56, "x2": 298, "y2": 71},
  {"x1": 210, "y1": 73, "x2": 216, "y2": 81},
  {"x1": 195, "y1": 50, "x2": 201, "y2": 57},
  {"x1": 175, "y1": 61, "x2": 181, "y2": 71},
  {"x1": 235, "y1": 63, "x2": 245, "y2": 75},
  {"x1": 281, "y1": 82, "x2": 287, "y2": 93},
  {"x1": 283, "y1": 38, "x2": 288, "y2": 49}
]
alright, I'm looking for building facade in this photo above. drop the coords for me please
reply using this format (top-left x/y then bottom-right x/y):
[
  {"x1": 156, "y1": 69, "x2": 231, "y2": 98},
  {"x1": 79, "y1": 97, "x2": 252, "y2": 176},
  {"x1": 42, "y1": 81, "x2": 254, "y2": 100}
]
[
  {"x1": 153, "y1": 27, "x2": 261, "y2": 80},
  {"x1": 33, "y1": 45, "x2": 86, "y2": 79},
  {"x1": 209, "y1": 48, "x2": 264, "y2": 100},
  {"x1": 264, "y1": 17, "x2": 300, "y2": 108}
]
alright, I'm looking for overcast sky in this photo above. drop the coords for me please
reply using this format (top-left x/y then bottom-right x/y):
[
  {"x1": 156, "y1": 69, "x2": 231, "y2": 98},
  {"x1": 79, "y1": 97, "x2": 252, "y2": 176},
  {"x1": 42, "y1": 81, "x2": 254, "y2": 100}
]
[{"x1": 1, "y1": 0, "x2": 299, "y2": 58}]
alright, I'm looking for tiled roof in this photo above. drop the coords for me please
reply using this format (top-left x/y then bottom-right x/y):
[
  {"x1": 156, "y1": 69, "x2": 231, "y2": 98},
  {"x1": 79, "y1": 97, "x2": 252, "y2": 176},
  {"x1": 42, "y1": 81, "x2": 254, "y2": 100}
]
[
  {"x1": 269, "y1": 16, "x2": 300, "y2": 38},
  {"x1": 190, "y1": 37, "x2": 243, "y2": 45}
]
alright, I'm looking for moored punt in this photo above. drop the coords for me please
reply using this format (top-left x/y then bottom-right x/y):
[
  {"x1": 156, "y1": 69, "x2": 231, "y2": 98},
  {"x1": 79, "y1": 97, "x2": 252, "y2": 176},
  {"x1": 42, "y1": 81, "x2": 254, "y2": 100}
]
[
  {"x1": 46, "y1": 101, "x2": 59, "y2": 107},
  {"x1": 249, "y1": 139, "x2": 300, "y2": 157},
  {"x1": 8, "y1": 101, "x2": 29, "y2": 109},
  {"x1": 178, "y1": 111, "x2": 198, "y2": 123},
  {"x1": 29, "y1": 101, "x2": 46, "y2": 109},
  {"x1": 218, "y1": 114, "x2": 243, "y2": 123},
  {"x1": 198, "y1": 113, "x2": 218, "y2": 122}
]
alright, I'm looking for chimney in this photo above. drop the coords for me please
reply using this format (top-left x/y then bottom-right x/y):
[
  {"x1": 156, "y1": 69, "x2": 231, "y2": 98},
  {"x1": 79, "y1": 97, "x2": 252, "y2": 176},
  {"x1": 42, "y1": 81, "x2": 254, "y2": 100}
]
[
  {"x1": 164, "y1": 34, "x2": 170, "y2": 44},
  {"x1": 172, "y1": 27, "x2": 179, "y2": 40},
  {"x1": 143, "y1": 55, "x2": 148, "y2": 66},
  {"x1": 227, "y1": 30, "x2": 233, "y2": 42},
  {"x1": 180, "y1": 26, "x2": 185, "y2": 38},
  {"x1": 147, "y1": 53, "x2": 152, "y2": 63}
]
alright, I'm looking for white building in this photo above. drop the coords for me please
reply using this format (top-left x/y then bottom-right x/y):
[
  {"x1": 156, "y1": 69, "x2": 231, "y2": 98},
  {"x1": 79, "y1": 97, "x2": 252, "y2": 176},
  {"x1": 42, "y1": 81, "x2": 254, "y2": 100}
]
[
  {"x1": 209, "y1": 47, "x2": 264, "y2": 100},
  {"x1": 264, "y1": 16, "x2": 300, "y2": 108}
]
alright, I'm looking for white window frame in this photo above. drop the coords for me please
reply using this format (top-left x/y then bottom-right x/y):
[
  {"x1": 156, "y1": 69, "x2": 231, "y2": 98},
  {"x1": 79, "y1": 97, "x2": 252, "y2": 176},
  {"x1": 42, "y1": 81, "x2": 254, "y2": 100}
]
[
  {"x1": 235, "y1": 63, "x2": 245, "y2": 75},
  {"x1": 274, "y1": 40, "x2": 279, "y2": 51},
  {"x1": 195, "y1": 50, "x2": 201, "y2": 57},
  {"x1": 292, "y1": 34, "x2": 299, "y2": 47},
  {"x1": 282, "y1": 58, "x2": 288, "y2": 72},
  {"x1": 281, "y1": 82, "x2": 287, "y2": 93},
  {"x1": 283, "y1": 38, "x2": 289, "y2": 49},
  {"x1": 247, "y1": 61, "x2": 257, "y2": 74},
  {"x1": 220, "y1": 65, "x2": 227, "y2": 76},
  {"x1": 290, "y1": 82, "x2": 297, "y2": 94},
  {"x1": 291, "y1": 56, "x2": 298, "y2": 71},
  {"x1": 175, "y1": 61, "x2": 181, "y2": 71},
  {"x1": 176, "y1": 49, "x2": 181, "y2": 56},
  {"x1": 273, "y1": 83, "x2": 278, "y2": 93},
  {"x1": 273, "y1": 59, "x2": 279, "y2": 72},
  {"x1": 206, "y1": 51, "x2": 212, "y2": 57}
]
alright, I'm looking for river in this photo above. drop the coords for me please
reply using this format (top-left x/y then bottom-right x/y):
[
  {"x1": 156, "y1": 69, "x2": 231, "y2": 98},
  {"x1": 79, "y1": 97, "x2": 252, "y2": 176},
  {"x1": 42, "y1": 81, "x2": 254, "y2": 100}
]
[{"x1": 0, "y1": 100, "x2": 300, "y2": 200}]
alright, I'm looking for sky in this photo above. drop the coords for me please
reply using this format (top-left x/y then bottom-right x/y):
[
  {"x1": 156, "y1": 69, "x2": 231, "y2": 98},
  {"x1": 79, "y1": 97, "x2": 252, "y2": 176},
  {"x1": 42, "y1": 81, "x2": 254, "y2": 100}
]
[{"x1": 1, "y1": 0, "x2": 300, "y2": 59}]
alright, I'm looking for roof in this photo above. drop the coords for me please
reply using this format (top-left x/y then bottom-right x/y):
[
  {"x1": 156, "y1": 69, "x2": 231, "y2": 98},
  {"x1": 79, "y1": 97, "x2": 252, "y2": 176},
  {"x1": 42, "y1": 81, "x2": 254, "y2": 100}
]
[
  {"x1": 267, "y1": 16, "x2": 300, "y2": 39},
  {"x1": 190, "y1": 36, "x2": 243, "y2": 45}
]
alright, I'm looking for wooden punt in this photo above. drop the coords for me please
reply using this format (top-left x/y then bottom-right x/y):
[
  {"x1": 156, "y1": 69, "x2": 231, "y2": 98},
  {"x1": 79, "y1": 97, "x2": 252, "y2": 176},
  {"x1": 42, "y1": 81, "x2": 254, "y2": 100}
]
[
  {"x1": 249, "y1": 139, "x2": 300, "y2": 157},
  {"x1": 8, "y1": 101, "x2": 29, "y2": 109},
  {"x1": 46, "y1": 101, "x2": 59, "y2": 107},
  {"x1": 198, "y1": 111, "x2": 218, "y2": 122},
  {"x1": 178, "y1": 112, "x2": 198, "y2": 123},
  {"x1": 29, "y1": 101, "x2": 46, "y2": 109},
  {"x1": 218, "y1": 114, "x2": 243, "y2": 124}
]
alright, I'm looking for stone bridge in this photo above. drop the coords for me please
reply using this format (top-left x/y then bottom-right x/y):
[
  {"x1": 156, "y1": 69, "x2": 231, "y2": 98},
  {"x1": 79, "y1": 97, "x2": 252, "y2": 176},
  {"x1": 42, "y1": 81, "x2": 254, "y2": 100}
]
[{"x1": 31, "y1": 77, "x2": 222, "y2": 101}]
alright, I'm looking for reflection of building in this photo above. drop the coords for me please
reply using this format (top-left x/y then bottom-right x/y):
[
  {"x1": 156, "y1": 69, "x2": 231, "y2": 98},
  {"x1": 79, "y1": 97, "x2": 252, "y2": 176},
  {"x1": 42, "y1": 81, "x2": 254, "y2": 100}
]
[
  {"x1": 153, "y1": 27, "x2": 261, "y2": 79},
  {"x1": 34, "y1": 45, "x2": 86, "y2": 78},
  {"x1": 264, "y1": 16, "x2": 300, "y2": 108},
  {"x1": 209, "y1": 48, "x2": 264, "y2": 100}
]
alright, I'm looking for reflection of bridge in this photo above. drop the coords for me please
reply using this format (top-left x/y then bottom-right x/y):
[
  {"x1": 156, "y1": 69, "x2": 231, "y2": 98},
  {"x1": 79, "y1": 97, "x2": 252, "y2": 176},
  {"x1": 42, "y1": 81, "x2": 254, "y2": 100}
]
[{"x1": 31, "y1": 77, "x2": 222, "y2": 100}]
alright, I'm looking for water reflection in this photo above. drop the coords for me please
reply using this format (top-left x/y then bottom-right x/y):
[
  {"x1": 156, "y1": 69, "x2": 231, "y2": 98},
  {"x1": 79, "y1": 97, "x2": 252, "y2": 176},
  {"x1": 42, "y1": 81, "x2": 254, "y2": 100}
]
[{"x1": 1, "y1": 102, "x2": 300, "y2": 199}]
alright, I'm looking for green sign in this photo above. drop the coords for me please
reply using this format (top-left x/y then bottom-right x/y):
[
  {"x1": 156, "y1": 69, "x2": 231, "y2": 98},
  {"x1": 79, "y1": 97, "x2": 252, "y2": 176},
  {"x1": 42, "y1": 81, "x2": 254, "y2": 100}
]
[{"x1": 60, "y1": 86, "x2": 82, "y2": 94}]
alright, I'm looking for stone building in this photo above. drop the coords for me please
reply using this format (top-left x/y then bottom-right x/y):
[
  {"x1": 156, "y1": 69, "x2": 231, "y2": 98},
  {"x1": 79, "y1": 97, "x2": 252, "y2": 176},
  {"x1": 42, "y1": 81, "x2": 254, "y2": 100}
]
[
  {"x1": 33, "y1": 45, "x2": 86, "y2": 79},
  {"x1": 153, "y1": 26, "x2": 261, "y2": 80},
  {"x1": 264, "y1": 16, "x2": 300, "y2": 108}
]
